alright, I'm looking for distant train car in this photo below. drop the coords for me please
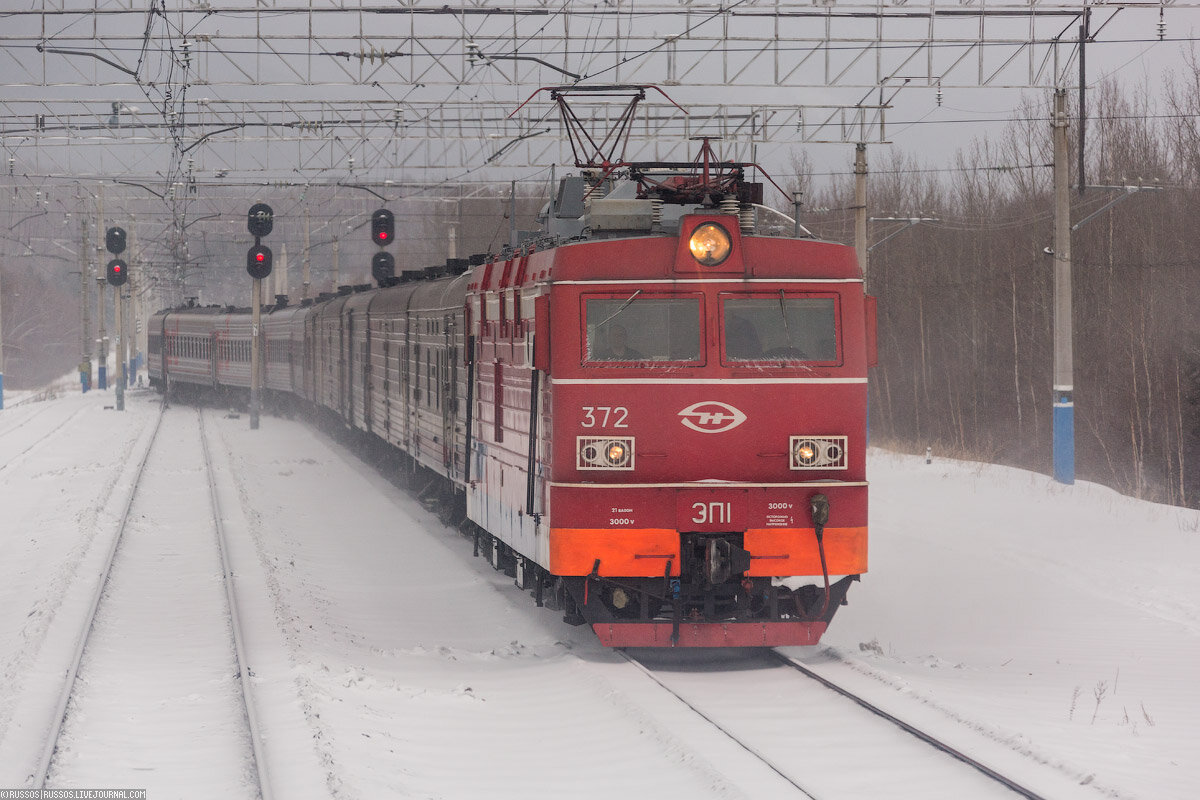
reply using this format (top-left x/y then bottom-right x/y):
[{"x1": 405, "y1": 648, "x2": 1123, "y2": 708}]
[{"x1": 148, "y1": 160, "x2": 875, "y2": 647}]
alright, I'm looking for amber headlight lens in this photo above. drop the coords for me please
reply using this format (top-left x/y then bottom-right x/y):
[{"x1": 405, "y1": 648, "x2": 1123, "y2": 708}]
[
  {"x1": 606, "y1": 441, "x2": 627, "y2": 464},
  {"x1": 688, "y1": 222, "x2": 732, "y2": 266},
  {"x1": 794, "y1": 440, "x2": 819, "y2": 466}
]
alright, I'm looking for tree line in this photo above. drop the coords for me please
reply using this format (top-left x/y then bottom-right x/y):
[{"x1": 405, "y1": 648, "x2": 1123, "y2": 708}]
[{"x1": 794, "y1": 76, "x2": 1200, "y2": 507}]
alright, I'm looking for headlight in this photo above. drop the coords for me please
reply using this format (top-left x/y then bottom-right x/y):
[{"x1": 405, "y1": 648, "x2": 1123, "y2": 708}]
[
  {"x1": 688, "y1": 222, "x2": 732, "y2": 266},
  {"x1": 578, "y1": 436, "x2": 635, "y2": 470},
  {"x1": 790, "y1": 436, "x2": 848, "y2": 470}
]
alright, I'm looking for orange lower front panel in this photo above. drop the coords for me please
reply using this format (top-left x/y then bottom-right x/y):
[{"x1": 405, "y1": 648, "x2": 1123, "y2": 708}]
[
  {"x1": 743, "y1": 526, "x2": 867, "y2": 576},
  {"x1": 549, "y1": 528, "x2": 680, "y2": 577},
  {"x1": 549, "y1": 526, "x2": 867, "y2": 578}
]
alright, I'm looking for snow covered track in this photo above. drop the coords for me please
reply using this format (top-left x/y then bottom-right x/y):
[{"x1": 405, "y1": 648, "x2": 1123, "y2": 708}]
[
  {"x1": 0, "y1": 405, "x2": 87, "y2": 477},
  {"x1": 620, "y1": 648, "x2": 1031, "y2": 799},
  {"x1": 770, "y1": 651, "x2": 1047, "y2": 799},
  {"x1": 30, "y1": 404, "x2": 268, "y2": 798}
]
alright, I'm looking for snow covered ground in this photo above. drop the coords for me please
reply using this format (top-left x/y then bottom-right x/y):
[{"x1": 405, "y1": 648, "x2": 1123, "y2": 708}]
[{"x1": 0, "y1": 386, "x2": 1196, "y2": 799}]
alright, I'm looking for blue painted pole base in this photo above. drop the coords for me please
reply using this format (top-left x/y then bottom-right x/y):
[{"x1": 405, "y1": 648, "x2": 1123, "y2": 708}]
[
  {"x1": 1053, "y1": 399, "x2": 1075, "y2": 485},
  {"x1": 98, "y1": 365, "x2": 107, "y2": 391}
]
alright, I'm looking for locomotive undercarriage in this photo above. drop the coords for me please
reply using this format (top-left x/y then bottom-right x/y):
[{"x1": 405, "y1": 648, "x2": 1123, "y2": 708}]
[{"x1": 557, "y1": 533, "x2": 856, "y2": 632}]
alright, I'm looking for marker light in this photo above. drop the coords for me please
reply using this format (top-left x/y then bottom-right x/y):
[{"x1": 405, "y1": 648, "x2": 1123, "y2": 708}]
[
  {"x1": 790, "y1": 436, "x2": 849, "y2": 470},
  {"x1": 688, "y1": 222, "x2": 732, "y2": 266},
  {"x1": 577, "y1": 436, "x2": 635, "y2": 470}
]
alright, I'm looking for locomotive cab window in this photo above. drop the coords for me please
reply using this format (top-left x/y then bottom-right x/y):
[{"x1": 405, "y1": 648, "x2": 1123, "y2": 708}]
[
  {"x1": 583, "y1": 295, "x2": 703, "y2": 364},
  {"x1": 721, "y1": 294, "x2": 840, "y2": 364}
]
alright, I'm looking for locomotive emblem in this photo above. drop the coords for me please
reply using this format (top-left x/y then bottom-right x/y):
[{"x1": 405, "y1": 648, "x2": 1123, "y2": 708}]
[{"x1": 678, "y1": 401, "x2": 747, "y2": 433}]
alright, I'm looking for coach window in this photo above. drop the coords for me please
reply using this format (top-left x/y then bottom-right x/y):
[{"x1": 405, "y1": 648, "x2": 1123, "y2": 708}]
[
  {"x1": 584, "y1": 295, "x2": 703, "y2": 364},
  {"x1": 721, "y1": 294, "x2": 839, "y2": 364}
]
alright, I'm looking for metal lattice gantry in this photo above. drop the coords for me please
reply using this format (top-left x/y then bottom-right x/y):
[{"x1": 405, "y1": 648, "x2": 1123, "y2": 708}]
[
  {"x1": 1, "y1": 0, "x2": 1195, "y2": 313},
  {"x1": 1, "y1": 0, "x2": 1186, "y2": 183},
  {"x1": 0, "y1": 0, "x2": 1158, "y2": 91}
]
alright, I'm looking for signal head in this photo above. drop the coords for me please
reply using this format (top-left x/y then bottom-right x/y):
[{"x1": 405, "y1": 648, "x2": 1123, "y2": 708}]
[
  {"x1": 371, "y1": 250, "x2": 395, "y2": 284},
  {"x1": 106, "y1": 258, "x2": 128, "y2": 286},
  {"x1": 371, "y1": 208, "x2": 395, "y2": 246},
  {"x1": 246, "y1": 243, "x2": 273, "y2": 279},
  {"x1": 247, "y1": 203, "x2": 274, "y2": 238},
  {"x1": 105, "y1": 226, "x2": 127, "y2": 255}
]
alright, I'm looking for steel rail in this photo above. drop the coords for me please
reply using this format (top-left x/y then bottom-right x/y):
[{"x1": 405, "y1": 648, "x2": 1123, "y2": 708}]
[
  {"x1": 0, "y1": 407, "x2": 88, "y2": 475},
  {"x1": 771, "y1": 650, "x2": 1050, "y2": 800},
  {"x1": 29, "y1": 402, "x2": 272, "y2": 800},
  {"x1": 616, "y1": 650, "x2": 820, "y2": 799},
  {"x1": 198, "y1": 407, "x2": 274, "y2": 800},
  {"x1": 30, "y1": 398, "x2": 167, "y2": 789}
]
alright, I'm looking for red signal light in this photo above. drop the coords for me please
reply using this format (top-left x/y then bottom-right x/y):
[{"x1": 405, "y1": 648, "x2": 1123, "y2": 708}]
[
  {"x1": 246, "y1": 243, "x2": 273, "y2": 278},
  {"x1": 371, "y1": 209, "x2": 395, "y2": 246},
  {"x1": 106, "y1": 258, "x2": 128, "y2": 286}
]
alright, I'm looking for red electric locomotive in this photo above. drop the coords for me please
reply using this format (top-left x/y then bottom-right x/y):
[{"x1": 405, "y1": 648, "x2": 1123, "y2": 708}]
[
  {"x1": 148, "y1": 147, "x2": 875, "y2": 648},
  {"x1": 469, "y1": 163, "x2": 875, "y2": 647}
]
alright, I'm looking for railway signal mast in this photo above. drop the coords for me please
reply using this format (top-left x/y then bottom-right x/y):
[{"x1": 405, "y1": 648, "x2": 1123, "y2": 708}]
[
  {"x1": 105, "y1": 226, "x2": 128, "y2": 411},
  {"x1": 246, "y1": 203, "x2": 274, "y2": 430}
]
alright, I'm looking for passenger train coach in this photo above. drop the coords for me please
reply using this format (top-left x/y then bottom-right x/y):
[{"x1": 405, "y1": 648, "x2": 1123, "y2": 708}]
[{"x1": 149, "y1": 167, "x2": 877, "y2": 647}]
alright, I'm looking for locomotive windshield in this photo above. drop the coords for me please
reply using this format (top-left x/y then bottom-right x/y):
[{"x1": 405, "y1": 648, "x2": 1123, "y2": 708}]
[
  {"x1": 585, "y1": 295, "x2": 702, "y2": 363},
  {"x1": 722, "y1": 295, "x2": 838, "y2": 363}
]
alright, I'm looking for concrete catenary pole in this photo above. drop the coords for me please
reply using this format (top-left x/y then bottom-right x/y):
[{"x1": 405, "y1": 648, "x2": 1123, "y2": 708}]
[
  {"x1": 128, "y1": 217, "x2": 139, "y2": 384},
  {"x1": 854, "y1": 143, "x2": 868, "y2": 277},
  {"x1": 303, "y1": 206, "x2": 311, "y2": 300},
  {"x1": 331, "y1": 236, "x2": 340, "y2": 289},
  {"x1": 114, "y1": 274, "x2": 124, "y2": 411},
  {"x1": 276, "y1": 243, "x2": 289, "y2": 299},
  {"x1": 0, "y1": 256, "x2": 5, "y2": 409},
  {"x1": 250, "y1": 277, "x2": 262, "y2": 429},
  {"x1": 80, "y1": 218, "x2": 91, "y2": 392},
  {"x1": 96, "y1": 190, "x2": 107, "y2": 390},
  {"x1": 1052, "y1": 88, "x2": 1075, "y2": 484}
]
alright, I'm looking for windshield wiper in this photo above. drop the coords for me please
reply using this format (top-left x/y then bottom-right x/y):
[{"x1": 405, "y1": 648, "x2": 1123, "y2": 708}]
[
  {"x1": 595, "y1": 289, "x2": 642, "y2": 329},
  {"x1": 778, "y1": 290, "x2": 793, "y2": 345}
]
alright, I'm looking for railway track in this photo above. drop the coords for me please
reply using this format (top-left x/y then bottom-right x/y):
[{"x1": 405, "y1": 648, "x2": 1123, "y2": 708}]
[
  {"x1": 29, "y1": 405, "x2": 272, "y2": 799},
  {"x1": 0, "y1": 405, "x2": 88, "y2": 476},
  {"x1": 619, "y1": 647, "x2": 1049, "y2": 800},
  {"x1": 769, "y1": 650, "x2": 1048, "y2": 799}
]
